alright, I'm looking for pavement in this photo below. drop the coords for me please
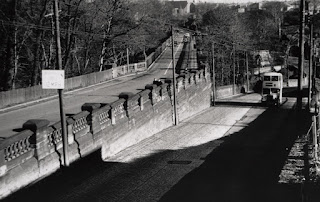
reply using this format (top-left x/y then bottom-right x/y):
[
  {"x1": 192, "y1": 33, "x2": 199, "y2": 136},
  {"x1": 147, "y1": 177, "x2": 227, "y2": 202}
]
[{"x1": 4, "y1": 93, "x2": 314, "y2": 202}]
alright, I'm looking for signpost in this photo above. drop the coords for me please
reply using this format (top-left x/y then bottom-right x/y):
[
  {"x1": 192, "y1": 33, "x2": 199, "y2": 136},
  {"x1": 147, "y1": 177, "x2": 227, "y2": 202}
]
[
  {"x1": 42, "y1": 70, "x2": 65, "y2": 89},
  {"x1": 51, "y1": 0, "x2": 69, "y2": 167}
]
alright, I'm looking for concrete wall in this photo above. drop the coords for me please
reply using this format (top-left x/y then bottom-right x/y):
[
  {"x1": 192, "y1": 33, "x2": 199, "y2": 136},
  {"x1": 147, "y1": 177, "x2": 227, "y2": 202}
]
[
  {"x1": 112, "y1": 62, "x2": 146, "y2": 78},
  {"x1": 0, "y1": 38, "x2": 170, "y2": 110},
  {"x1": 215, "y1": 84, "x2": 244, "y2": 98},
  {"x1": 0, "y1": 66, "x2": 212, "y2": 199},
  {"x1": 288, "y1": 77, "x2": 308, "y2": 87}
]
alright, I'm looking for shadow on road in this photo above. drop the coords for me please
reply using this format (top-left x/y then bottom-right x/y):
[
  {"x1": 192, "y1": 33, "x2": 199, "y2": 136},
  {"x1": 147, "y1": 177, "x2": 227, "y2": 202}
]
[
  {"x1": 159, "y1": 107, "x2": 314, "y2": 202},
  {"x1": 283, "y1": 87, "x2": 309, "y2": 98},
  {"x1": 215, "y1": 101, "x2": 263, "y2": 108}
]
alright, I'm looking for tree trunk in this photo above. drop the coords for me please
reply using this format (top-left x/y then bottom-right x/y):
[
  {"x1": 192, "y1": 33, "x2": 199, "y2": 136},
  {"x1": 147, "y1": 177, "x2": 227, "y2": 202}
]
[
  {"x1": 31, "y1": 30, "x2": 43, "y2": 86},
  {"x1": 4, "y1": 37, "x2": 15, "y2": 90},
  {"x1": 3, "y1": 0, "x2": 17, "y2": 90},
  {"x1": 31, "y1": 0, "x2": 48, "y2": 86}
]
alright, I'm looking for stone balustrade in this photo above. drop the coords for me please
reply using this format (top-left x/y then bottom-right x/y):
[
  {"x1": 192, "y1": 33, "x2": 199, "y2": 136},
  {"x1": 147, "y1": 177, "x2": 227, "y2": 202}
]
[
  {"x1": 0, "y1": 130, "x2": 34, "y2": 175},
  {"x1": 47, "y1": 123, "x2": 63, "y2": 149}
]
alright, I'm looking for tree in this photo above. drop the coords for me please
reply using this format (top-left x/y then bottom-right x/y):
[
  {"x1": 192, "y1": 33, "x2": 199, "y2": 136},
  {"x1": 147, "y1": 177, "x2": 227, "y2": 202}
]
[
  {"x1": 0, "y1": 0, "x2": 175, "y2": 90},
  {"x1": 0, "y1": 0, "x2": 16, "y2": 90}
]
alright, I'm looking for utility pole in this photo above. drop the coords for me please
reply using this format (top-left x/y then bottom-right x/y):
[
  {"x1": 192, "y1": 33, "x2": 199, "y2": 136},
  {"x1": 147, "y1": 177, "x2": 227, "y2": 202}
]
[
  {"x1": 246, "y1": 51, "x2": 250, "y2": 92},
  {"x1": 233, "y1": 44, "x2": 236, "y2": 95},
  {"x1": 212, "y1": 43, "x2": 216, "y2": 106},
  {"x1": 308, "y1": 13, "x2": 313, "y2": 109},
  {"x1": 297, "y1": 0, "x2": 305, "y2": 109},
  {"x1": 53, "y1": 0, "x2": 69, "y2": 167},
  {"x1": 171, "y1": 25, "x2": 178, "y2": 125},
  {"x1": 127, "y1": 47, "x2": 130, "y2": 71}
]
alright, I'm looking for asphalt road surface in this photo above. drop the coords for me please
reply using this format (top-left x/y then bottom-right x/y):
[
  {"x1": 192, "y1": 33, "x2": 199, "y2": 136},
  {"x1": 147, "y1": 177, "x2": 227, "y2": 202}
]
[
  {"x1": 0, "y1": 35, "x2": 184, "y2": 139},
  {"x1": 3, "y1": 93, "x2": 312, "y2": 202}
]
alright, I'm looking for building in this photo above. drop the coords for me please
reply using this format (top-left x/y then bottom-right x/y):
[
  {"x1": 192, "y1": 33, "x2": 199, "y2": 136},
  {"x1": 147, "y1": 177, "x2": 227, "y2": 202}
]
[
  {"x1": 167, "y1": 0, "x2": 196, "y2": 16},
  {"x1": 247, "y1": 2, "x2": 264, "y2": 11}
]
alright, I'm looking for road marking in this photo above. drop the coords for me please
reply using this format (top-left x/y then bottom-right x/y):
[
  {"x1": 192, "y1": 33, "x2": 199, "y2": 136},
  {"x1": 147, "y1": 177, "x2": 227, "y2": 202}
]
[{"x1": 164, "y1": 42, "x2": 182, "y2": 75}]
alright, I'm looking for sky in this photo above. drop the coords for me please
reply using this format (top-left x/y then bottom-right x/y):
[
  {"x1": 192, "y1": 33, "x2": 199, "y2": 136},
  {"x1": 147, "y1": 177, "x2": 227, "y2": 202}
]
[{"x1": 198, "y1": 0, "x2": 288, "y2": 4}]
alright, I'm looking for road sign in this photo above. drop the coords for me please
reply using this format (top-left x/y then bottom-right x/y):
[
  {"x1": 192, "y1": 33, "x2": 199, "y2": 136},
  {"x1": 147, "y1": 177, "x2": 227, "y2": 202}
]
[{"x1": 42, "y1": 70, "x2": 65, "y2": 89}]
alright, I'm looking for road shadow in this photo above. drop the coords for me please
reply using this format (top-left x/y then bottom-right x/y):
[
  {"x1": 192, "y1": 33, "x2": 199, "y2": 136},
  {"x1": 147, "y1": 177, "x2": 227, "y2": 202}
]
[
  {"x1": 12, "y1": 128, "x2": 24, "y2": 133},
  {"x1": 3, "y1": 149, "x2": 121, "y2": 202},
  {"x1": 283, "y1": 87, "x2": 309, "y2": 98},
  {"x1": 215, "y1": 101, "x2": 263, "y2": 108},
  {"x1": 159, "y1": 107, "x2": 314, "y2": 202}
]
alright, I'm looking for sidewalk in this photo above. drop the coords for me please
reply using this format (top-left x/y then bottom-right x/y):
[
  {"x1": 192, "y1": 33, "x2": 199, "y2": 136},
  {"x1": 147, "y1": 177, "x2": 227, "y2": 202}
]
[{"x1": 160, "y1": 99, "x2": 313, "y2": 202}]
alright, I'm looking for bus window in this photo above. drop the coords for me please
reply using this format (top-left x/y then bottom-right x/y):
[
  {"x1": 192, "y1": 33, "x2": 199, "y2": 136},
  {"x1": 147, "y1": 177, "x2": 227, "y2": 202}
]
[
  {"x1": 264, "y1": 76, "x2": 271, "y2": 81},
  {"x1": 271, "y1": 88, "x2": 279, "y2": 93},
  {"x1": 272, "y1": 76, "x2": 278, "y2": 81},
  {"x1": 263, "y1": 88, "x2": 270, "y2": 94}
]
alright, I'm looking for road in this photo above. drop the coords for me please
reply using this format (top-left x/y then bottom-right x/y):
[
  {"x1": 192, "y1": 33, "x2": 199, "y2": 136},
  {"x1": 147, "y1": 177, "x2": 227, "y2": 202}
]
[
  {"x1": 3, "y1": 93, "x2": 313, "y2": 202},
  {"x1": 0, "y1": 35, "x2": 185, "y2": 139}
]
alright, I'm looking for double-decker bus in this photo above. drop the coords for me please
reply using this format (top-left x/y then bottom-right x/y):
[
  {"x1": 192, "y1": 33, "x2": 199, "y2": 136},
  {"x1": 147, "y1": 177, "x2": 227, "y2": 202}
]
[{"x1": 261, "y1": 72, "x2": 283, "y2": 106}]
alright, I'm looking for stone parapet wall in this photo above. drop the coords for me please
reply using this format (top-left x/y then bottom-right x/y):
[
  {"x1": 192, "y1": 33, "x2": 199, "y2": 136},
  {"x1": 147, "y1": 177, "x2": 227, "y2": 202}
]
[
  {"x1": 216, "y1": 84, "x2": 244, "y2": 98},
  {"x1": 0, "y1": 65, "x2": 213, "y2": 199}
]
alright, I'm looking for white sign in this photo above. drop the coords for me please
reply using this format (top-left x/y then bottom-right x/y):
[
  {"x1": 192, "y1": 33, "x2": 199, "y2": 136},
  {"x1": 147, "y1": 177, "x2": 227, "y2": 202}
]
[{"x1": 42, "y1": 70, "x2": 65, "y2": 89}]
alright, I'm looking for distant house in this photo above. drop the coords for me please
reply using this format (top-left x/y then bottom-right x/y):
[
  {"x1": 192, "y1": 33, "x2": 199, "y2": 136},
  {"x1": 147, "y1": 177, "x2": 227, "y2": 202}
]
[
  {"x1": 167, "y1": 0, "x2": 196, "y2": 16},
  {"x1": 237, "y1": 2, "x2": 264, "y2": 13},
  {"x1": 247, "y1": 2, "x2": 263, "y2": 11},
  {"x1": 238, "y1": 7, "x2": 245, "y2": 13}
]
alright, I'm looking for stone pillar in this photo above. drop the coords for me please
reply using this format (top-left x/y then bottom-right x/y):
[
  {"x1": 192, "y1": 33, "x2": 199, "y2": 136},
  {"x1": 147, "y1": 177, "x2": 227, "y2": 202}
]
[
  {"x1": 119, "y1": 92, "x2": 140, "y2": 118},
  {"x1": 0, "y1": 150, "x2": 5, "y2": 177},
  {"x1": 127, "y1": 94, "x2": 140, "y2": 117},
  {"x1": 164, "y1": 79, "x2": 173, "y2": 102},
  {"x1": 176, "y1": 77, "x2": 184, "y2": 93},
  {"x1": 22, "y1": 119, "x2": 50, "y2": 160},
  {"x1": 145, "y1": 84, "x2": 157, "y2": 105},
  {"x1": 138, "y1": 89, "x2": 151, "y2": 111},
  {"x1": 110, "y1": 99, "x2": 127, "y2": 125},
  {"x1": 81, "y1": 103, "x2": 102, "y2": 134},
  {"x1": 199, "y1": 69, "x2": 205, "y2": 82},
  {"x1": 189, "y1": 73, "x2": 195, "y2": 86},
  {"x1": 160, "y1": 83, "x2": 169, "y2": 101}
]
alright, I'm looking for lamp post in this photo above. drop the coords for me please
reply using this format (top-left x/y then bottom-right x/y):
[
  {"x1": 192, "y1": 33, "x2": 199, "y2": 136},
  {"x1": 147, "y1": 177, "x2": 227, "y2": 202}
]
[
  {"x1": 308, "y1": 11, "x2": 314, "y2": 109},
  {"x1": 246, "y1": 51, "x2": 250, "y2": 92},
  {"x1": 171, "y1": 25, "x2": 178, "y2": 125},
  {"x1": 310, "y1": 94, "x2": 319, "y2": 161},
  {"x1": 53, "y1": 0, "x2": 69, "y2": 167},
  {"x1": 212, "y1": 42, "x2": 216, "y2": 106},
  {"x1": 297, "y1": 0, "x2": 305, "y2": 109}
]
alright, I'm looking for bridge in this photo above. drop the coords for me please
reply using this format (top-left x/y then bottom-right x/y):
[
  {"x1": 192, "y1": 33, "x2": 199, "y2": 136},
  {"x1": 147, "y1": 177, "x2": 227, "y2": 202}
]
[{"x1": 0, "y1": 34, "x2": 319, "y2": 201}]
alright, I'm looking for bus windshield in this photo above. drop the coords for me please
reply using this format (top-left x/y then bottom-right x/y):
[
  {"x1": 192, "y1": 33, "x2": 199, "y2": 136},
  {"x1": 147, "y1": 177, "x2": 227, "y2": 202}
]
[
  {"x1": 264, "y1": 76, "x2": 271, "y2": 81},
  {"x1": 263, "y1": 88, "x2": 270, "y2": 94}
]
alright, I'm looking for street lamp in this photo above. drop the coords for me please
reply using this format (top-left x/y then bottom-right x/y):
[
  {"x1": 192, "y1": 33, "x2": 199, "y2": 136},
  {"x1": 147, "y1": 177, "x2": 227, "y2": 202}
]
[
  {"x1": 171, "y1": 25, "x2": 178, "y2": 125},
  {"x1": 310, "y1": 92, "x2": 319, "y2": 161}
]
